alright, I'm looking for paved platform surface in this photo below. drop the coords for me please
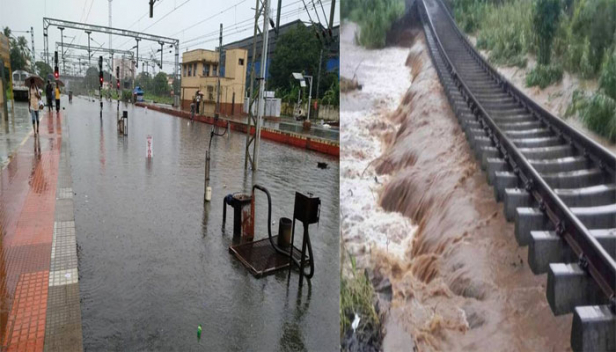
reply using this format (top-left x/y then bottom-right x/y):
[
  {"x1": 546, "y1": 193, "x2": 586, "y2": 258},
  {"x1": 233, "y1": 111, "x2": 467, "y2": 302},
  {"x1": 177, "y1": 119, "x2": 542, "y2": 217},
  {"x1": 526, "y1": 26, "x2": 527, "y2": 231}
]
[
  {"x1": 0, "y1": 100, "x2": 82, "y2": 352},
  {"x1": 0, "y1": 103, "x2": 37, "y2": 169}
]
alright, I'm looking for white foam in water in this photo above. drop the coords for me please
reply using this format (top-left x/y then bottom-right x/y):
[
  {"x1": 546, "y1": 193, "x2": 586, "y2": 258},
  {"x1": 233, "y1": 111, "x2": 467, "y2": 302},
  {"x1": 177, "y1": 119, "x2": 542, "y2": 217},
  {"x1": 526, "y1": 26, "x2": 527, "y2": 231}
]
[
  {"x1": 340, "y1": 23, "x2": 417, "y2": 270},
  {"x1": 340, "y1": 111, "x2": 416, "y2": 268}
]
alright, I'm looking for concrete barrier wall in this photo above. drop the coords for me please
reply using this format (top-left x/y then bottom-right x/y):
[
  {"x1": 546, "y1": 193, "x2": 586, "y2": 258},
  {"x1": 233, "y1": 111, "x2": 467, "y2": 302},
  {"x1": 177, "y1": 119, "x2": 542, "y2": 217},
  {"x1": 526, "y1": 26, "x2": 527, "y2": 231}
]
[{"x1": 135, "y1": 102, "x2": 339, "y2": 157}]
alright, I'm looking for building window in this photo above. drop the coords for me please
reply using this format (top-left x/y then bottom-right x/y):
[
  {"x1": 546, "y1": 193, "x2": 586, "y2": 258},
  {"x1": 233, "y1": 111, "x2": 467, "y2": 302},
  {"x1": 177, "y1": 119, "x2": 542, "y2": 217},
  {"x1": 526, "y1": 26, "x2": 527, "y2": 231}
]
[
  {"x1": 239, "y1": 58, "x2": 244, "y2": 65},
  {"x1": 212, "y1": 65, "x2": 218, "y2": 77},
  {"x1": 207, "y1": 86, "x2": 214, "y2": 101},
  {"x1": 203, "y1": 64, "x2": 210, "y2": 77},
  {"x1": 183, "y1": 64, "x2": 186, "y2": 77},
  {"x1": 187, "y1": 64, "x2": 192, "y2": 77},
  {"x1": 193, "y1": 63, "x2": 197, "y2": 77}
]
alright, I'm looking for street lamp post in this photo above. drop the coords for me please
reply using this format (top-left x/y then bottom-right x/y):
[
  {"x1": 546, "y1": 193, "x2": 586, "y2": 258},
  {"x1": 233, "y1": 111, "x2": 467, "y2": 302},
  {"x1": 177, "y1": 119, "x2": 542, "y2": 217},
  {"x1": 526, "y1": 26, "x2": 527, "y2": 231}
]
[{"x1": 292, "y1": 72, "x2": 313, "y2": 121}]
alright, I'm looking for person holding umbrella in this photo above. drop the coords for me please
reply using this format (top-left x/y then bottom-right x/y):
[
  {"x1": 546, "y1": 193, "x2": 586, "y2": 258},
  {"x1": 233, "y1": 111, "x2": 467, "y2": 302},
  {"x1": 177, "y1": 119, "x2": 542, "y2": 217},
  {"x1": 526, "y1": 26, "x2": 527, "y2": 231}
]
[
  {"x1": 26, "y1": 75, "x2": 44, "y2": 134},
  {"x1": 45, "y1": 80, "x2": 53, "y2": 111}
]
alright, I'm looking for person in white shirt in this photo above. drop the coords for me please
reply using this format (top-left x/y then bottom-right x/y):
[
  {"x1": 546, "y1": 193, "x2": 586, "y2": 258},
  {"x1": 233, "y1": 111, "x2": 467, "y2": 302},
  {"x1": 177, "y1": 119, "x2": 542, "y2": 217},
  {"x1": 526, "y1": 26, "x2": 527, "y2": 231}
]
[
  {"x1": 28, "y1": 82, "x2": 41, "y2": 134},
  {"x1": 195, "y1": 92, "x2": 201, "y2": 115}
]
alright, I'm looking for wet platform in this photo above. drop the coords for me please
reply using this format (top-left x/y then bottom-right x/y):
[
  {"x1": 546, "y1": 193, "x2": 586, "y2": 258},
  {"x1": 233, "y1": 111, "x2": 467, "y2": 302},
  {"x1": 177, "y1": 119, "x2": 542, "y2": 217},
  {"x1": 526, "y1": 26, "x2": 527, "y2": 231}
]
[{"x1": 0, "y1": 99, "x2": 83, "y2": 352}]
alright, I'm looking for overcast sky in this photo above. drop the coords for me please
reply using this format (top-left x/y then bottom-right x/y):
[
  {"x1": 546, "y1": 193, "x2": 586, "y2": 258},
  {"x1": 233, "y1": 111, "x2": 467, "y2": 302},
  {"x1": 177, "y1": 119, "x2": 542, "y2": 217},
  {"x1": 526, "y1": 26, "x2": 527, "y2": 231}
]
[{"x1": 0, "y1": 0, "x2": 339, "y2": 75}]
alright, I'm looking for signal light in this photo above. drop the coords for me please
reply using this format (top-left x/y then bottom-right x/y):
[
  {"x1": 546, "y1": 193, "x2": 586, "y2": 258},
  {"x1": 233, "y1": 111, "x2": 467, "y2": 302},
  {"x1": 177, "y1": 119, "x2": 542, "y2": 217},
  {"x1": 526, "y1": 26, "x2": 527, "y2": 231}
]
[
  {"x1": 54, "y1": 51, "x2": 59, "y2": 79},
  {"x1": 98, "y1": 56, "x2": 104, "y2": 88},
  {"x1": 117, "y1": 81, "x2": 120, "y2": 89}
]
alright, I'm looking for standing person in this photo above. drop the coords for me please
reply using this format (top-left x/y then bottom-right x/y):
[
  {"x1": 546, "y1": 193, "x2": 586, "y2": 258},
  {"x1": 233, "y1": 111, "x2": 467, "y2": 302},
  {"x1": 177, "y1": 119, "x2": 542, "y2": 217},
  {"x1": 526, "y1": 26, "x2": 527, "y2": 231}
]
[
  {"x1": 28, "y1": 82, "x2": 41, "y2": 134},
  {"x1": 45, "y1": 80, "x2": 53, "y2": 111},
  {"x1": 195, "y1": 91, "x2": 201, "y2": 115},
  {"x1": 55, "y1": 83, "x2": 61, "y2": 113},
  {"x1": 190, "y1": 96, "x2": 196, "y2": 121}
]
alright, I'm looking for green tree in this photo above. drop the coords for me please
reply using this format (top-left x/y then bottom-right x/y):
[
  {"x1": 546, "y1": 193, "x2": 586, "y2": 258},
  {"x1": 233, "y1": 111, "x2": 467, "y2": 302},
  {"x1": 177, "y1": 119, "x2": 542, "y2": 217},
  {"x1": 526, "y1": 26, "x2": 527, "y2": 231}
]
[
  {"x1": 34, "y1": 61, "x2": 52, "y2": 79},
  {"x1": 4, "y1": 27, "x2": 31, "y2": 72},
  {"x1": 135, "y1": 72, "x2": 153, "y2": 92},
  {"x1": 588, "y1": 0, "x2": 616, "y2": 72},
  {"x1": 152, "y1": 72, "x2": 169, "y2": 95},
  {"x1": 533, "y1": 0, "x2": 561, "y2": 65},
  {"x1": 268, "y1": 24, "x2": 321, "y2": 97},
  {"x1": 84, "y1": 66, "x2": 110, "y2": 93}
]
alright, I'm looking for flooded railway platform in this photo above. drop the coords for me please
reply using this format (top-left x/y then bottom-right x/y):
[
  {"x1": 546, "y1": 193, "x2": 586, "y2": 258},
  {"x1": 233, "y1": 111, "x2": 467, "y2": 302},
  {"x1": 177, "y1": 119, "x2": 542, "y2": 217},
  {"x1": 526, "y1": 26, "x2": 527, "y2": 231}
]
[{"x1": 66, "y1": 97, "x2": 339, "y2": 350}]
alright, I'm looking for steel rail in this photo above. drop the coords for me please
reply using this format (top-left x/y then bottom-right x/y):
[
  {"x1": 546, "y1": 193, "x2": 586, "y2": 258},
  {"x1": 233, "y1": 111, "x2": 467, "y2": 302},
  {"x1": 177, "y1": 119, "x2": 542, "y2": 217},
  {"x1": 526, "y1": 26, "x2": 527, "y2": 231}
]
[
  {"x1": 436, "y1": 0, "x2": 615, "y2": 175},
  {"x1": 418, "y1": 0, "x2": 616, "y2": 303}
]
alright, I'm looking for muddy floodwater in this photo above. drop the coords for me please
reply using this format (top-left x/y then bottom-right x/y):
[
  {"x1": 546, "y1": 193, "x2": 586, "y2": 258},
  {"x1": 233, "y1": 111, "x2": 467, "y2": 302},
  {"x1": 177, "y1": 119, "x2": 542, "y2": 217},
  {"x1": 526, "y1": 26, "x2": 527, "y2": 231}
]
[
  {"x1": 66, "y1": 97, "x2": 339, "y2": 351},
  {"x1": 341, "y1": 15, "x2": 572, "y2": 351}
]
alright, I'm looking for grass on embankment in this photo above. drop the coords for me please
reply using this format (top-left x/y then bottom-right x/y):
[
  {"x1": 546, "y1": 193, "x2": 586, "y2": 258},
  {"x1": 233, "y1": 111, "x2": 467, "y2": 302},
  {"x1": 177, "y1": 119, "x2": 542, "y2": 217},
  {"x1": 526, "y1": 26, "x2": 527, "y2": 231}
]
[
  {"x1": 342, "y1": 0, "x2": 406, "y2": 48},
  {"x1": 340, "y1": 252, "x2": 382, "y2": 350},
  {"x1": 566, "y1": 49, "x2": 616, "y2": 142},
  {"x1": 450, "y1": 0, "x2": 616, "y2": 143}
]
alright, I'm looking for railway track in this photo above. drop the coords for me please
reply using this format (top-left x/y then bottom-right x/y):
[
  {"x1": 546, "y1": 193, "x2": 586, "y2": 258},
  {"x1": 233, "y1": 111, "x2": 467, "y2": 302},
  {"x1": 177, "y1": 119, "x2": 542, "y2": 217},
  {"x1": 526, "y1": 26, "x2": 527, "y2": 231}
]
[{"x1": 417, "y1": 0, "x2": 616, "y2": 349}]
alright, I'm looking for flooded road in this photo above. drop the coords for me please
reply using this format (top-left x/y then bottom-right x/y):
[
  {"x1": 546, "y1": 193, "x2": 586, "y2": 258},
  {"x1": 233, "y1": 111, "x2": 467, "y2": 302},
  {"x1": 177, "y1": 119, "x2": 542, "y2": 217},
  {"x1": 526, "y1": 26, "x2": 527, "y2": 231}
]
[
  {"x1": 341, "y1": 14, "x2": 572, "y2": 351},
  {"x1": 66, "y1": 97, "x2": 339, "y2": 351}
]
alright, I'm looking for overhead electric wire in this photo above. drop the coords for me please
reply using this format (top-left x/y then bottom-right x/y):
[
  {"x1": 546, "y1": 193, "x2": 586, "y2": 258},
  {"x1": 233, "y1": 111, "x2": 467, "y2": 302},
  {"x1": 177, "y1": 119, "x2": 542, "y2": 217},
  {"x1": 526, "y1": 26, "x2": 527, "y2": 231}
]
[
  {"x1": 138, "y1": 0, "x2": 311, "y2": 53},
  {"x1": 142, "y1": 0, "x2": 328, "y2": 54}
]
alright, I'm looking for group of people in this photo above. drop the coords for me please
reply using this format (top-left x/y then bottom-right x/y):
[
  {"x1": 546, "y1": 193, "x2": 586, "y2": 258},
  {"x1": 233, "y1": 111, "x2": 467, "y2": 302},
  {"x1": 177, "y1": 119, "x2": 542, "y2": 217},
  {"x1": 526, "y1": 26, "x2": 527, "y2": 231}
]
[{"x1": 28, "y1": 80, "x2": 62, "y2": 135}]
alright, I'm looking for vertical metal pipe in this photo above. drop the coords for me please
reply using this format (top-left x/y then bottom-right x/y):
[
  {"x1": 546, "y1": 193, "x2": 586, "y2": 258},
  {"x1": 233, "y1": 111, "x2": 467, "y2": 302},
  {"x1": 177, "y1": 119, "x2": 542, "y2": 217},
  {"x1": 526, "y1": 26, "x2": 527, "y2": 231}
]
[
  {"x1": 86, "y1": 31, "x2": 91, "y2": 65},
  {"x1": 315, "y1": 48, "x2": 323, "y2": 120},
  {"x1": 204, "y1": 150, "x2": 211, "y2": 203},
  {"x1": 329, "y1": 0, "x2": 336, "y2": 30},
  {"x1": 59, "y1": 27, "x2": 65, "y2": 72},
  {"x1": 307, "y1": 75, "x2": 312, "y2": 121},
  {"x1": 174, "y1": 41, "x2": 179, "y2": 107},
  {"x1": 135, "y1": 38, "x2": 140, "y2": 68},
  {"x1": 30, "y1": 27, "x2": 35, "y2": 64},
  {"x1": 244, "y1": 0, "x2": 261, "y2": 170},
  {"x1": 253, "y1": 0, "x2": 271, "y2": 171},
  {"x1": 216, "y1": 24, "x2": 222, "y2": 118},
  {"x1": 276, "y1": 0, "x2": 282, "y2": 32}
]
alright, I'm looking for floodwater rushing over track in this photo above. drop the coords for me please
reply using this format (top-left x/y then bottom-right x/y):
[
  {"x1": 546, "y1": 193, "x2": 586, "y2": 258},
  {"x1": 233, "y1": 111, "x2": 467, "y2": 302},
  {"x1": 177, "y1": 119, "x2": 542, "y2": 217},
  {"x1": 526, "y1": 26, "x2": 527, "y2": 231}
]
[
  {"x1": 343, "y1": 14, "x2": 572, "y2": 351},
  {"x1": 415, "y1": 0, "x2": 616, "y2": 349},
  {"x1": 343, "y1": 1, "x2": 616, "y2": 349}
]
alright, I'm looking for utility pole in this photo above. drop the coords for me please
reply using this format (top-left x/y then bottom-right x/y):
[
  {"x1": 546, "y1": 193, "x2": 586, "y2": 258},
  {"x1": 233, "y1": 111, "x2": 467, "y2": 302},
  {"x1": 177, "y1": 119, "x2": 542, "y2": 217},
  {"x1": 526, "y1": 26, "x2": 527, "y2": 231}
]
[
  {"x1": 315, "y1": 48, "x2": 323, "y2": 120},
  {"x1": 86, "y1": 31, "x2": 92, "y2": 65},
  {"x1": 58, "y1": 27, "x2": 65, "y2": 72},
  {"x1": 30, "y1": 27, "x2": 35, "y2": 64},
  {"x1": 109, "y1": 0, "x2": 113, "y2": 102},
  {"x1": 244, "y1": 0, "x2": 270, "y2": 171},
  {"x1": 215, "y1": 23, "x2": 222, "y2": 118},
  {"x1": 135, "y1": 38, "x2": 140, "y2": 69},
  {"x1": 253, "y1": 0, "x2": 270, "y2": 171},
  {"x1": 329, "y1": 0, "x2": 336, "y2": 30}
]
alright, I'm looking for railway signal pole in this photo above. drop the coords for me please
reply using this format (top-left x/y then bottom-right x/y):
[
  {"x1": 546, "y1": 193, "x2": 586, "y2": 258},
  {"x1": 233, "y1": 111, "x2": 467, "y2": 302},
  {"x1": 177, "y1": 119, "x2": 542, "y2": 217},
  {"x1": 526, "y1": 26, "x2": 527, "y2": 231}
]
[{"x1": 99, "y1": 56, "x2": 103, "y2": 119}]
